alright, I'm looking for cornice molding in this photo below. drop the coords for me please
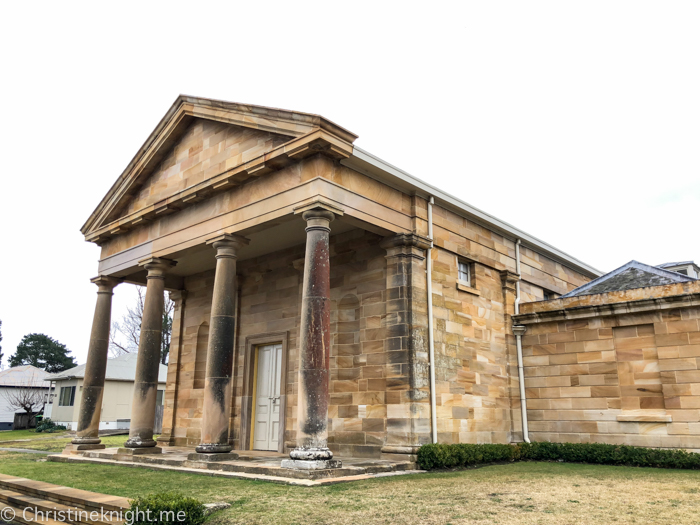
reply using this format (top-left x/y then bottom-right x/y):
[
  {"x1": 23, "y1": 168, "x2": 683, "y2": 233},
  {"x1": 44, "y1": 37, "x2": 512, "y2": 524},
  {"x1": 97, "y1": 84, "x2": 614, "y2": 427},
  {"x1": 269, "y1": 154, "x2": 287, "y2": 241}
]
[{"x1": 513, "y1": 292, "x2": 700, "y2": 325}]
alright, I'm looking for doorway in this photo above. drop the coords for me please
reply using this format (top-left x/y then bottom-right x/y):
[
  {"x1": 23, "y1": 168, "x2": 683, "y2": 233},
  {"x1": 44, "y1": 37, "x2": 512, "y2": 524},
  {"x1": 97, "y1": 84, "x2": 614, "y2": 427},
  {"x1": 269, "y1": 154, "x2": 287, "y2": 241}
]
[{"x1": 252, "y1": 343, "x2": 283, "y2": 451}]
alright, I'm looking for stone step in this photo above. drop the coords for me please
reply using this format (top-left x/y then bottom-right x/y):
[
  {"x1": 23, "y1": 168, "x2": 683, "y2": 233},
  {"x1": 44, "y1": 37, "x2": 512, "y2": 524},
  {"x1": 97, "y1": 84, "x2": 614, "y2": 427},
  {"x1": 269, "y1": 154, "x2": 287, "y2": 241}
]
[
  {"x1": 0, "y1": 487, "x2": 125, "y2": 525},
  {"x1": 0, "y1": 501, "x2": 65, "y2": 525},
  {"x1": 0, "y1": 474, "x2": 129, "y2": 515}
]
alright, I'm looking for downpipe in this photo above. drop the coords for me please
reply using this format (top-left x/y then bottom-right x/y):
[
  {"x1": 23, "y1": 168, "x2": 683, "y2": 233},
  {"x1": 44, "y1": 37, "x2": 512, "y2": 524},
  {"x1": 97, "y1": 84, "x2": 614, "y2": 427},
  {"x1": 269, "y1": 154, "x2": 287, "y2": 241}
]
[
  {"x1": 514, "y1": 239, "x2": 530, "y2": 443},
  {"x1": 427, "y1": 196, "x2": 437, "y2": 444}
]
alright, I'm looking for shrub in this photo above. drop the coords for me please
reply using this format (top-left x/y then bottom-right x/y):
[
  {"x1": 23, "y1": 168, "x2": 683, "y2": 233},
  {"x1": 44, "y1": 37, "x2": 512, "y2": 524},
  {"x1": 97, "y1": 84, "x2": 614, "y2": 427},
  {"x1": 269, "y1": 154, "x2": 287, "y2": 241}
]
[
  {"x1": 34, "y1": 418, "x2": 67, "y2": 433},
  {"x1": 128, "y1": 492, "x2": 205, "y2": 525},
  {"x1": 417, "y1": 442, "x2": 700, "y2": 471},
  {"x1": 417, "y1": 443, "x2": 519, "y2": 470}
]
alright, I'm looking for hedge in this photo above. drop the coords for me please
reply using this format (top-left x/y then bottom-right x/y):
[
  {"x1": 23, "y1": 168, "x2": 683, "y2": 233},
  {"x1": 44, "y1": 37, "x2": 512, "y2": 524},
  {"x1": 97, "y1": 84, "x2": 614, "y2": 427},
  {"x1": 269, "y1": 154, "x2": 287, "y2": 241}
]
[
  {"x1": 416, "y1": 442, "x2": 700, "y2": 471},
  {"x1": 128, "y1": 492, "x2": 205, "y2": 525}
]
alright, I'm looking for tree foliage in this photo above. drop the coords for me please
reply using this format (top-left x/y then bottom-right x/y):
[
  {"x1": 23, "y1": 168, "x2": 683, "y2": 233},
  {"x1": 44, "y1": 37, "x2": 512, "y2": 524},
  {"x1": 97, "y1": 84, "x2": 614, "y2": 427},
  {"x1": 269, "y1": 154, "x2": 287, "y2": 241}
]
[
  {"x1": 110, "y1": 287, "x2": 174, "y2": 364},
  {"x1": 10, "y1": 334, "x2": 77, "y2": 373}
]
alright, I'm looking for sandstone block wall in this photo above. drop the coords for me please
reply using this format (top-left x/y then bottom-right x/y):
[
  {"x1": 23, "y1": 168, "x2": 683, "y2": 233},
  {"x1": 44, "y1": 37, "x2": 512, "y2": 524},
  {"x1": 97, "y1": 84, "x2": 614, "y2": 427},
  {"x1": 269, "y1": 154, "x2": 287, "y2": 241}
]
[
  {"x1": 160, "y1": 198, "x2": 596, "y2": 454},
  {"x1": 516, "y1": 285, "x2": 700, "y2": 451}
]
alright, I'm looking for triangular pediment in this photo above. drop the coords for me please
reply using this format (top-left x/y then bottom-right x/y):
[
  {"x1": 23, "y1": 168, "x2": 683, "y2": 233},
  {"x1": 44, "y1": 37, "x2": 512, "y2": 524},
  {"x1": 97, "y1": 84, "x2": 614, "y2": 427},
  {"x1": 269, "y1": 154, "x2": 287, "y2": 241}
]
[{"x1": 82, "y1": 95, "x2": 357, "y2": 239}]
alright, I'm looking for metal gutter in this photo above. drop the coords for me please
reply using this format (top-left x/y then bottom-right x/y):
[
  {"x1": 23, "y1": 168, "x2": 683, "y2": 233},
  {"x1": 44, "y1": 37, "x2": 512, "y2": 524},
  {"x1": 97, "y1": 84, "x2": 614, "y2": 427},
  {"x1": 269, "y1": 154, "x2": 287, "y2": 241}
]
[{"x1": 343, "y1": 147, "x2": 603, "y2": 278}]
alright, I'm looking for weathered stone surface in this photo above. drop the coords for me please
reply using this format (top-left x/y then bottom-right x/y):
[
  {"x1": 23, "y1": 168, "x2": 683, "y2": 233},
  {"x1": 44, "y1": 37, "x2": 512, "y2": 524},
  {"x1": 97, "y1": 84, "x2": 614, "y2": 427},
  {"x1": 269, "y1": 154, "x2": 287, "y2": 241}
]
[
  {"x1": 125, "y1": 258, "x2": 175, "y2": 449},
  {"x1": 515, "y1": 289, "x2": 700, "y2": 450},
  {"x1": 281, "y1": 458, "x2": 342, "y2": 470},
  {"x1": 72, "y1": 276, "x2": 120, "y2": 446}
]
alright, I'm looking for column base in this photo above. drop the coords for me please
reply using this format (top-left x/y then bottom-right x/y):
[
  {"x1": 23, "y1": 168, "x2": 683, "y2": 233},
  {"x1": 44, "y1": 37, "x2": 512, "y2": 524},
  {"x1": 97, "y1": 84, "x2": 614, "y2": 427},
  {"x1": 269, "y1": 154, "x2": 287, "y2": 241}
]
[
  {"x1": 289, "y1": 446, "x2": 334, "y2": 460},
  {"x1": 281, "y1": 459, "x2": 343, "y2": 470},
  {"x1": 195, "y1": 443, "x2": 232, "y2": 454},
  {"x1": 116, "y1": 446, "x2": 162, "y2": 456},
  {"x1": 71, "y1": 437, "x2": 101, "y2": 445},
  {"x1": 124, "y1": 438, "x2": 158, "y2": 448},
  {"x1": 187, "y1": 452, "x2": 239, "y2": 462},
  {"x1": 62, "y1": 443, "x2": 105, "y2": 454}
]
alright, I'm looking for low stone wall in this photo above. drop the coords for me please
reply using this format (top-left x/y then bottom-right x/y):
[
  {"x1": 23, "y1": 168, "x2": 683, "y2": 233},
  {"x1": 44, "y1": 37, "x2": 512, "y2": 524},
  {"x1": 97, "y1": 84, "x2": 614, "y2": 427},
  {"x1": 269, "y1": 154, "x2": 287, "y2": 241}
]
[{"x1": 515, "y1": 287, "x2": 700, "y2": 451}]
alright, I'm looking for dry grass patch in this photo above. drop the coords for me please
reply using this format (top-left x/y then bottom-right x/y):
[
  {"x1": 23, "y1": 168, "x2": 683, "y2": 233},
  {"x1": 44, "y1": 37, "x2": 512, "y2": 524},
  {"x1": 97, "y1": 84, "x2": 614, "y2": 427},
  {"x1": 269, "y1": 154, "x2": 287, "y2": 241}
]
[{"x1": 0, "y1": 451, "x2": 698, "y2": 524}]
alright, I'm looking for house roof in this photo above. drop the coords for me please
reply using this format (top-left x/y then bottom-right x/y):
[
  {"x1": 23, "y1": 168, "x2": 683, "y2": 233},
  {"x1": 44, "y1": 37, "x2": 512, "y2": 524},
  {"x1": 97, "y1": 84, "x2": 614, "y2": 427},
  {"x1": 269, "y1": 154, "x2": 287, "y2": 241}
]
[
  {"x1": 83, "y1": 95, "x2": 603, "y2": 279},
  {"x1": 44, "y1": 353, "x2": 168, "y2": 383},
  {"x1": 562, "y1": 260, "x2": 697, "y2": 298},
  {"x1": 0, "y1": 365, "x2": 51, "y2": 388},
  {"x1": 658, "y1": 261, "x2": 696, "y2": 268}
]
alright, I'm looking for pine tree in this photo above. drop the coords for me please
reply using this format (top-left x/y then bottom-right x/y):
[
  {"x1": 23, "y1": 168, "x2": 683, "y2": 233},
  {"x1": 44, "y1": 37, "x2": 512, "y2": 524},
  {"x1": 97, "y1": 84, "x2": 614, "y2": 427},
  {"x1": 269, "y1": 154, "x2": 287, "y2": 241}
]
[{"x1": 10, "y1": 334, "x2": 77, "y2": 373}]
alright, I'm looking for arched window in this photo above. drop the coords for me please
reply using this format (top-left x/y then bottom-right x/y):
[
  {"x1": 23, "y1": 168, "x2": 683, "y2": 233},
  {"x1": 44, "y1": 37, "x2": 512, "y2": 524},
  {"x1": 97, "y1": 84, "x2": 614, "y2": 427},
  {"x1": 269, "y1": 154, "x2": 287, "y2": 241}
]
[{"x1": 194, "y1": 323, "x2": 209, "y2": 389}]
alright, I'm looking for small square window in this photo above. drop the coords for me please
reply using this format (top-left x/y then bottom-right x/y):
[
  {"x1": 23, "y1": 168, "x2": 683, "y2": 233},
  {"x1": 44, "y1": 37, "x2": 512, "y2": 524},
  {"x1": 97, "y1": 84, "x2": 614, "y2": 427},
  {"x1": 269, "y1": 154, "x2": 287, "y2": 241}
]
[
  {"x1": 458, "y1": 261, "x2": 471, "y2": 286},
  {"x1": 58, "y1": 386, "x2": 76, "y2": 407}
]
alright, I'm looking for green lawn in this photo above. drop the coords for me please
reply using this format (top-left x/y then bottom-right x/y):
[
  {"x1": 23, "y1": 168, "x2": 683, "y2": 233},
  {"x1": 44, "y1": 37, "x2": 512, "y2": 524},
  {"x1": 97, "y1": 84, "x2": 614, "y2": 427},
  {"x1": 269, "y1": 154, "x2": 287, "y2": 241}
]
[
  {"x1": 0, "y1": 429, "x2": 136, "y2": 452},
  {"x1": 0, "y1": 449, "x2": 699, "y2": 524}
]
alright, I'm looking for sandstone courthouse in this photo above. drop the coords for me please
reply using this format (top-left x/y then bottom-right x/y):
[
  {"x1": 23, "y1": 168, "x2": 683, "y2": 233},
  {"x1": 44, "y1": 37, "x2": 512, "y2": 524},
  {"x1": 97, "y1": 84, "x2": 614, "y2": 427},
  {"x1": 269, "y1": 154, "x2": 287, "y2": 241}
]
[{"x1": 68, "y1": 96, "x2": 700, "y2": 467}]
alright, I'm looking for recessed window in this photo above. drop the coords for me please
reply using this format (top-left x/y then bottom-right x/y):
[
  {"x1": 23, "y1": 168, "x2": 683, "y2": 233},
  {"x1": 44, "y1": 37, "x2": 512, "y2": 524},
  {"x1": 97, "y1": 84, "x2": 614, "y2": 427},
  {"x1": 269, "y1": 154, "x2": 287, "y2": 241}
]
[
  {"x1": 458, "y1": 261, "x2": 471, "y2": 286},
  {"x1": 58, "y1": 386, "x2": 76, "y2": 407},
  {"x1": 676, "y1": 268, "x2": 688, "y2": 276}
]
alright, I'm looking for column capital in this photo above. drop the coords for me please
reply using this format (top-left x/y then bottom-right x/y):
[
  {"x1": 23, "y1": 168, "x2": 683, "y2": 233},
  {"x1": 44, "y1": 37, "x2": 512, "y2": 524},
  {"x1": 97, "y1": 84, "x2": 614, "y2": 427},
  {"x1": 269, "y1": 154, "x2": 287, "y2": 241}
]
[
  {"x1": 138, "y1": 257, "x2": 177, "y2": 279},
  {"x1": 169, "y1": 290, "x2": 188, "y2": 305},
  {"x1": 301, "y1": 209, "x2": 334, "y2": 232},
  {"x1": 90, "y1": 275, "x2": 122, "y2": 294},
  {"x1": 206, "y1": 233, "x2": 249, "y2": 258},
  {"x1": 380, "y1": 233, "x2": 432, "y2": 260}
]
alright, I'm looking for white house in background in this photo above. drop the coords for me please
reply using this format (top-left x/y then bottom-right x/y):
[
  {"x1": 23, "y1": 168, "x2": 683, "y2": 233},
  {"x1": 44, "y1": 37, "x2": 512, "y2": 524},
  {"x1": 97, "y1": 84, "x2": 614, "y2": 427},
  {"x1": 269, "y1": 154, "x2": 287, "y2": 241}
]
[
  {"x1": 45, "y1": 353, "x2": 167, "y2": 431},
  {"x1": 657, "y1": 261, "x2": 700, "y2": 279},
  {"x1": 0, "y1": 366, "x2": 52, "y2": 430}
]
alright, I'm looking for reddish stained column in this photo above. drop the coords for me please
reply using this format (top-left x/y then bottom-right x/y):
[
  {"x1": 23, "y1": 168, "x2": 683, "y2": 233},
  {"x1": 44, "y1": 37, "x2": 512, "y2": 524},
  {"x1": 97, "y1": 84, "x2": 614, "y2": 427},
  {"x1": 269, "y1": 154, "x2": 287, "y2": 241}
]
[{"x1": 289, "y1": 209, "x2": 335, "y2": 461}]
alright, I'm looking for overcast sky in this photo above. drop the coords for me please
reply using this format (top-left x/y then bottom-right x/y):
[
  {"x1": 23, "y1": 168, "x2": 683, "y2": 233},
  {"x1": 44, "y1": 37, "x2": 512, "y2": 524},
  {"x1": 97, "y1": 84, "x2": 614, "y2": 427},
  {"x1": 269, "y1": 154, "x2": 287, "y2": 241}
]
[{"x1": 1, "y1": 1, "x2": 698, "y2": 367}]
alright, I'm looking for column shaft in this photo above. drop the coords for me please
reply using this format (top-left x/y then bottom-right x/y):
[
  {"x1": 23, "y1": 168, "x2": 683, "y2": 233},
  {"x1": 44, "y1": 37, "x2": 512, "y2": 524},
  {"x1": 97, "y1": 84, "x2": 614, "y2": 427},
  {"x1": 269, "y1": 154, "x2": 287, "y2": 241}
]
[
  {"x1": 197, "y1": 234, "x2": 248, "y2": 454},
  {"x1": 72, "y1": 276, "x2": 120, "y2": 447},
  {"x1": 286, "y1": 209, "x2": 336, "y2": 466},
  {"x1": 125, "y1": 258, "x2": 175, "y2": 449}
]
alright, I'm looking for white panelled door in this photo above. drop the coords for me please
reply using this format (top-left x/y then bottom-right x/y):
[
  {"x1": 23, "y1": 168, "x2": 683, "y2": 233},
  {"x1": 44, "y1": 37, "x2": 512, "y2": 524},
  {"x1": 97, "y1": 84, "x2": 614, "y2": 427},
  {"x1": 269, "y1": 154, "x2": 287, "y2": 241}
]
[{"x1": 253, "y1": 343, "x2": 283, "y2": 451}]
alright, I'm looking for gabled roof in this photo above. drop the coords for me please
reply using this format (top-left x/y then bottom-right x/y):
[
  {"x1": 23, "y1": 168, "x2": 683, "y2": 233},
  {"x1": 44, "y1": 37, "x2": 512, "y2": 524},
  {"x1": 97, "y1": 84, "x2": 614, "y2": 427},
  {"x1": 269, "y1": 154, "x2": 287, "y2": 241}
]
[
  {"x1": 81, "y1": 95, "x2": 358, "y2": 237},
  {"x1": 0, "y1": 365, "x2": 51, "y2": 387},
  {"x1": 658, "y1": 261, "x2": 696, "y2": 268},
  {"x1": 45, "y1": 353, "x2": 168, "y2": 383},
  {"x1": 562, "y1": 260, "x2": 696, "y2": 298}
]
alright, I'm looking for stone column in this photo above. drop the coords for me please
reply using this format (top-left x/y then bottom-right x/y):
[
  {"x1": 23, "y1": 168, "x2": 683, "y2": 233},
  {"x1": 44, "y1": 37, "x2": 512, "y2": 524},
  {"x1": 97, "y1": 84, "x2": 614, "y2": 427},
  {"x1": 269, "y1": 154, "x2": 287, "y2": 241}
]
[
  {"x1": 123, "y1": 257, "x2": 176, "y2": 452},
  {"x1": 66, "y1": 276, "x2": 121, "y2": 452},
  {"x1": 196, "y1": 234, "x2": 248, "y2": 455},
  {"x1": 282, "y1": 209, "x2": 340, "y2": 469}
]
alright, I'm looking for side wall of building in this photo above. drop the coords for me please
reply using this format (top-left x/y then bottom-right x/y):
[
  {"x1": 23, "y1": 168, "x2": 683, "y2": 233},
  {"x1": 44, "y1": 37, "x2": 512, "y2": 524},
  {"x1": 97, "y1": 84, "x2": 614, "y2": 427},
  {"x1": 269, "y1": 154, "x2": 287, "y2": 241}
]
[{"x1": 519, "y1": 304, "x2": 700, "y2": 451}]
